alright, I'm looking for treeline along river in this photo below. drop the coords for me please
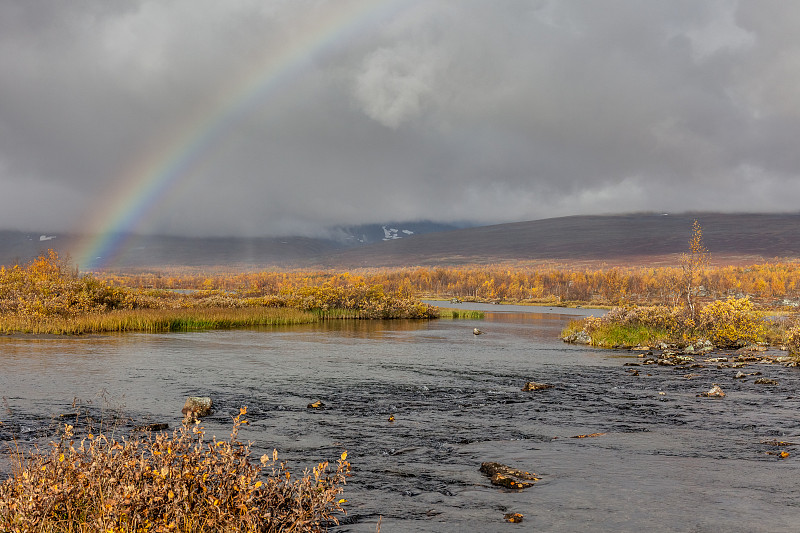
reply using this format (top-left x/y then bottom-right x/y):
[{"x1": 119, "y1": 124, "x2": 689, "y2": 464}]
[{"x1": 1, "y1": 305, "x2": 799, "y2": 531}]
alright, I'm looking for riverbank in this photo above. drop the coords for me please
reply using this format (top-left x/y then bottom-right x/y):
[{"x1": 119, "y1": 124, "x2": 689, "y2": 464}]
[{"x1": 561, "y1": 298, "x2": 800, "y2": 361}]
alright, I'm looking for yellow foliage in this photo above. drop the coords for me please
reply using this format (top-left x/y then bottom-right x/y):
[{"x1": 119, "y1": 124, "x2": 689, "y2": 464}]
[{"x1": 697, "y1": 297, "x2": 766, "y2": 348}]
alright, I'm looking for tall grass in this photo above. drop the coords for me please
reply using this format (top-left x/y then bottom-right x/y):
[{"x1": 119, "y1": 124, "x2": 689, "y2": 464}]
[
  {"x1": 0, "y1": 307, "x2": 316, "y2": 335},
  {"x1": 0, "y1": 408, "x2": 349, "y2": 532},
  {"x1": 583, "y1": 322, "x2": 672, "y2": 348},
  {"x1": 437, "y1": 308, "x2": 485, "y2": 319}
]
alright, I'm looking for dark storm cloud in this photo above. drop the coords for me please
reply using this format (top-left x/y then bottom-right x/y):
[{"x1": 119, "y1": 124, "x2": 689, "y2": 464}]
[{"x1": 1, "y1": 0, "x2": 798, "y2": 236}]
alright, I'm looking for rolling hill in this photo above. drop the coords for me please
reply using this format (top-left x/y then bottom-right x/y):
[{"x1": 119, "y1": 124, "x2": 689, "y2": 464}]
[
  {"x1": 317, "y1": 213, "x2": 800, "y2": 268},
  {"x1": 1, "y1": 213, "x2": 799, "y2": 270}
]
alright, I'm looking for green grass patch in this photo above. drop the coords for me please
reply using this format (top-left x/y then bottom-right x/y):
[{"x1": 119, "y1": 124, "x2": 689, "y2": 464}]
[
  {"x1": 437, "y1": 308, "x2": 485, "y2": 319},
  {"x1": 592, "y1": 323, "x2": 671, "y2": 348},
  {"x1": 564, "y1": 322, "x2": 672, "y2": 348}
]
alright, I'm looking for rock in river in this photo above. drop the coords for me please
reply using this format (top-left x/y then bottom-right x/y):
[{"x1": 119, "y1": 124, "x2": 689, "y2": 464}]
[
  {"x1": 504, "y1": 513, "x2": 524, "y2": 523},
  {"x1": 754, "y1": 378, "x2": 779, "y2": 385},
  {"x1": 182, "y1": 396, "x2": 212, "y2": 422},
  {"x1": 698, "y1": 384, "x2": 725, "y2": 398},
  {"x1": 480, "y1": 462, "x2": 539, "y2": 490},
  {"x1": 521, "y1": 381, "x2": 553, "y2": 392}
]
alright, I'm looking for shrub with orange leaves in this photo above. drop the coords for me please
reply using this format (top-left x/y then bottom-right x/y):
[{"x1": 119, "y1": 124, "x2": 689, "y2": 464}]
[{"x1": 0, "y1": 408, "x2": 349, "y2": 532}]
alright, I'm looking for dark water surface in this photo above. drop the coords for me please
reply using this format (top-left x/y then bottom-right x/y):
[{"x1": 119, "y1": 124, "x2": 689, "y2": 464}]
[{"x1": 2, "y1": 306, "x2": 800, "y2": 532}]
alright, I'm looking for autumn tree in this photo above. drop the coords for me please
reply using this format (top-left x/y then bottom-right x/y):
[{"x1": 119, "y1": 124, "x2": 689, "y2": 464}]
[{"x1": 680, "y1": 220, "x2": 709, "y2": 320}]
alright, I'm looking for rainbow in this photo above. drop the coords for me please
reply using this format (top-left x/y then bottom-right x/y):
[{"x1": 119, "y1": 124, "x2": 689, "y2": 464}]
[{"x1": 77, "y1": 0, "x2": 412, "y2": 270}]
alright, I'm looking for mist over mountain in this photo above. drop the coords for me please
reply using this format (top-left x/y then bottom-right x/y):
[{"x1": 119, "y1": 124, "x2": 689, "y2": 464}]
[{"x1": 2, "y1": 213, "x2": 799, "y2": 271}]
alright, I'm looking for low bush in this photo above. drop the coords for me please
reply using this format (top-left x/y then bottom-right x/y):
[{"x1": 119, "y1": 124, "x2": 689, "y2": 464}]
[
  {"x1": 697, "y1": 297, "x2": 766, "y2": 348},
  {"x1": 0, "y1": 408, "x2": 349, "y2": 532},
  {"x1": 786, "y1": 326, "x2": 800, "y2": 355},
  {"x1": 566, "y1": 297, "x2": 768, "y2": 348}
]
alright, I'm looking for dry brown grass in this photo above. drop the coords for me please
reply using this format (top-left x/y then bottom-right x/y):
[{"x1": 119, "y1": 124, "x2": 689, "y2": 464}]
[{"x1": 0, "y1": 408, "x2": 350, "y2": 532}]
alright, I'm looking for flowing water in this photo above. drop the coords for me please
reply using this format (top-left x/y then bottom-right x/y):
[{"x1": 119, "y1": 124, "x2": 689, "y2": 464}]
[{"x1": 1, "y1": 305, "x2": 800, "y2": 532}]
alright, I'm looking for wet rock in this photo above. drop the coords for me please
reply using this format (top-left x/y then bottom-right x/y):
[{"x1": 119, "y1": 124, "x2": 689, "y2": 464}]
[
  {"x1": 133, "y1": 423, "x2": 169, "y2": 432},
  {"x1": 631, "y1": 345, "x2": 650, "y2": 351},
  {"x1": 684, "y1": 373, "x2": 700, "y2": 379},
  {"x1": 490, "y1": 474, "x2": 535, "y2": 489},
  {"x1": 698, "y1": 384, "x2": 725, "y2": 398},
  {"x1": 657, "y1": 358, "x2": 675, "y2": 366},
  {"x1": 754, "y1": 378, "x2": 779, "y2": 385},
  {"x1": 674, "y1": 355, "x2": 696, "y2": 364},
  {"x1": 504, "y1": 513, "x2": 524, "y2": 523},
  {"x1": 307, "y1": 400, "x2": 325, "y2": 409},
  {"x1": 740, "y1": 344, "x2": 768, "y2": 352},
  {"x1": 706, "y1": 357, "x2": 729, "y2": 363},
  {"x1": 683, "y1": 345, "x2": 696, "y2": 355},
  {"x1": 623, "y1": 362, "x2": 640, "y2": 366},
  {"x1": 562, "y1": 330, "x2": 592, "y2": 344},
  {"x1": 626, "y1": 369, "x2": 640, "y2": 376},
  {"x1": 734, "y1": 371, "x2": 747, "y2": 379},
  {"x1": 181, "y1": 397, "x2": 212, "y2": 422},
  {"x1": 473, "y1": 328, "x2": 483, "y2": 335},
  {"x1": 696, "y1": 340, "x2": 715, "y2": 353},
  {"x1": 521, "y1": 381, "x2": 553, "y2": 392},
  {"x1": 480, "y1": 462, "x2": 539, "y2": 490}
]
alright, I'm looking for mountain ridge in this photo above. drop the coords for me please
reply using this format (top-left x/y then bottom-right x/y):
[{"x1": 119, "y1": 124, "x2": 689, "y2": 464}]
[{"x1": 1, "y1": 213, "x2": 799, "y2": 270}]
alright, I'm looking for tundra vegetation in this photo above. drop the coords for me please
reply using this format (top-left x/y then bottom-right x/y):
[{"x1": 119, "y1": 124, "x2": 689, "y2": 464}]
[
  {"x1": 0, "y1": 408, "x2": 351, "y2": 533},
  {"x1": 2, "y1": 247, "x2": 800, "y2": 348}
]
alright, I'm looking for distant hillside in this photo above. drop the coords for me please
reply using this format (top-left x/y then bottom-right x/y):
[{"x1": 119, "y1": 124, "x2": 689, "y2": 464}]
[
  {"x1": 0, "y1": 221, "x2": 462, "y2": 269},
  {"x1": 317, "y1": 213, "x2": 800, "y2": 268},
  {"x1": 2, "y1": 213, "x2": 799, "y2": 270},
  {"x1": 0, "y1": 232, "x2": 344, "y2": 270}
]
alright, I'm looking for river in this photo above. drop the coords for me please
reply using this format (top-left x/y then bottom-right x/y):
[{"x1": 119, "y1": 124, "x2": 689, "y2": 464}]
[{"x1": 1, "y1": 304, "x2": 799, "y2": 532}]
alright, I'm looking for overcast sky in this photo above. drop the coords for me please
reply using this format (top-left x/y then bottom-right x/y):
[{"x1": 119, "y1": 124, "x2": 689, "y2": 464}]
[{"x1": 1, "y1": 0, "x2": 799, "y2": 237}]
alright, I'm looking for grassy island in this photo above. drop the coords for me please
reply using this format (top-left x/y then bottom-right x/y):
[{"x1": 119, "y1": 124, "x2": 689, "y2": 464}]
[{"x1": 0, "y1": 251, "x2": 445, "y2": 335}]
